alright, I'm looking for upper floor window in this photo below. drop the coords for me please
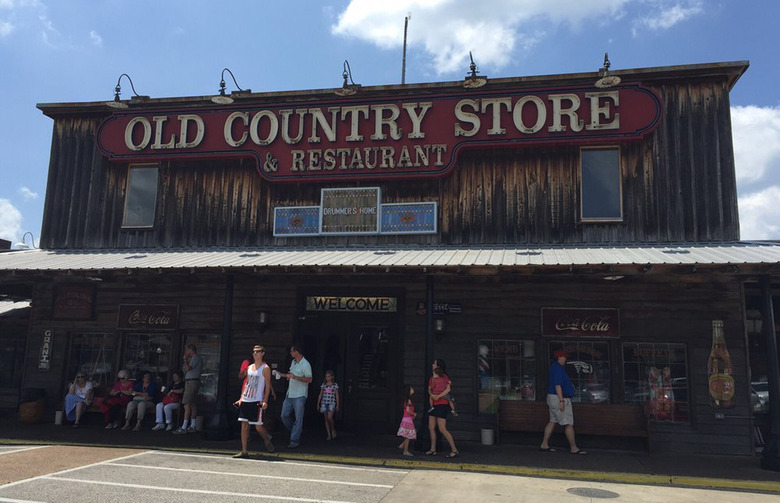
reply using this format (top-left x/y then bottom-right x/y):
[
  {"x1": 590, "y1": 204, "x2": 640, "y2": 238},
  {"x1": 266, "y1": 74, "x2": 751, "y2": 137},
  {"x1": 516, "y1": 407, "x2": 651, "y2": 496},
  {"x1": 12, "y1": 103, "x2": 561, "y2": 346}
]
[
  {"x1": 123, "y1": 164, "x2": 159, "y2": 228},
  {"x1": 580, "y1": 147, "x2": 622, "y2": 221}
]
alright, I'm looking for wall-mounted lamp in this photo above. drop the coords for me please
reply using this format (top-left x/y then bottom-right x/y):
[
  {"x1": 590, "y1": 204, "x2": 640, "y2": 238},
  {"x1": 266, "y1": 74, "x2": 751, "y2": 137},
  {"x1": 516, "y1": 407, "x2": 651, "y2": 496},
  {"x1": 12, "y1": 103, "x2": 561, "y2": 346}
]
[
  {"x1": 106, "y1": 73, "x2": 149, "y2": 109},
  {"x1": 258, "y1": 311, "x2": 270, "y2": 330},
  {"x1": 14, "y1": 231, "x2": 36, "y2": 250},
  {"x1": 335, "y1": 60, "x2": 361, "y2": 96},
  {"x1": 594, "y1": 52, "x2": 621, "y2": 88},
  {"x1": 434, "y1": 318, "x2": 445, "y2": 334},
  {"x1": 603, "y1": 275, "x2": 624, "y2": 281},
  {"x1": 212, "y1": 68, "x2": 251, "y2": 104},
  {"x1": 463, "y1": 52, "x2": 487, "y2": 89}
]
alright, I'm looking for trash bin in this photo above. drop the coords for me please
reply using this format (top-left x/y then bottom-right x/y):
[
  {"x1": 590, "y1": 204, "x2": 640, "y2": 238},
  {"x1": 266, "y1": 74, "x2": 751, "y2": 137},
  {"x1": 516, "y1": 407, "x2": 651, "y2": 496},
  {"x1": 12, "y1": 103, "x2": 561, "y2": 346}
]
[
  {"x1": 481, "y1": 428, "x2": 495, "y2": 446},
  {"x1": 19, "y1": 388, "x2": 47, "y2": 424}
]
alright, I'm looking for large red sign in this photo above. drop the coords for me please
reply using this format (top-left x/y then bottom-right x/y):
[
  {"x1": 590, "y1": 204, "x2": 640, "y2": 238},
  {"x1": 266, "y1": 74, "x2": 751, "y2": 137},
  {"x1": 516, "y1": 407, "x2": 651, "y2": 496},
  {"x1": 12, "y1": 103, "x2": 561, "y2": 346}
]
[{"x1": 97, "y1": 85, "x2": 661, "y2": 182}]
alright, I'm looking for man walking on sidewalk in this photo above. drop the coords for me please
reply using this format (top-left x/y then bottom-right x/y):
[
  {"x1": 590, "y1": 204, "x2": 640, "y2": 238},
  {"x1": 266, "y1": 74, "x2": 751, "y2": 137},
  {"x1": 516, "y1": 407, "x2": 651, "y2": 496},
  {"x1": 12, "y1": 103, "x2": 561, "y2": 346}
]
[
  {"x1": 174, "y1": 344, "x2": 202, "y2": 434},
  {"x1": 281, "y1": 344, "x2": 312, "y2": 448}
]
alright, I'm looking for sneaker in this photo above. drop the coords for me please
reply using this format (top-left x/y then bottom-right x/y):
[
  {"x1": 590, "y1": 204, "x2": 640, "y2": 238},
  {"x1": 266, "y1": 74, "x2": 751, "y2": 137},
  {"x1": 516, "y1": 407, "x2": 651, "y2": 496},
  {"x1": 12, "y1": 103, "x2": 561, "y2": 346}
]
[
  {"x1": 265, "y1": 440, "x2": 275, "y2": 453},
  {"x1": 287, "y1": 442, "x2": 299, "y2": 449},
  {"x1": 232, "y1": 451, "x2": 249, "y2": 459},
  {"x1": 187, "y1": 426, "x2": 197, "y2": 433},
  {"x1": 105, "y1": 422, "x2": 115, "y2": 429},
  {"x1": 165, "y1": 424, "x2": 173, "y2": 431},
  {"x1": 121, "y1": 423, "x2": 131, "y2": 431},
  {"x1": 152, "y1": 423, "x2": 165, "y2": 431},
  {"x1": 172, "y1": 428, "x2": 187, "y2": 435}
]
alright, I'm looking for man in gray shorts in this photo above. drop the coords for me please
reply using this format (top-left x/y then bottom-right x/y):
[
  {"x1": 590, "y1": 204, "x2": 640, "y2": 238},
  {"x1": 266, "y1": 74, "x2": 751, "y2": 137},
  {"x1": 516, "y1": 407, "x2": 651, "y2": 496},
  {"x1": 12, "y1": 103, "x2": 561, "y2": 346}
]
[
  {"x1": 174, "y1": 344, "x2": 202, "y2": 434},
  {"x1": 539, "y1": 349, "x2": 587, "y2": 455}
]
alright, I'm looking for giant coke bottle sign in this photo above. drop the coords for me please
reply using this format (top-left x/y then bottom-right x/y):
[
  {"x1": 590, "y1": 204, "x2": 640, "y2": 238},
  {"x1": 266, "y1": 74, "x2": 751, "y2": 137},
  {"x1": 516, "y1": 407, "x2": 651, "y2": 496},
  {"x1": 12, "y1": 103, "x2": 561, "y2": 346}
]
[{"x1": 97, "y1": 86, "x2": 661, "y2": 183}]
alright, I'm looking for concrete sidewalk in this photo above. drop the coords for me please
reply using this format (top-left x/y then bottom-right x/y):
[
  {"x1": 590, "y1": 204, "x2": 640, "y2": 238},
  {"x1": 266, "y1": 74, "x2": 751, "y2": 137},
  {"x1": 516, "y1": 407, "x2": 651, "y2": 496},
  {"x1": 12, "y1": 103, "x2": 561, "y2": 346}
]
[{"x1": 2, "y1": 417, "x2": 778, "y2": 493}]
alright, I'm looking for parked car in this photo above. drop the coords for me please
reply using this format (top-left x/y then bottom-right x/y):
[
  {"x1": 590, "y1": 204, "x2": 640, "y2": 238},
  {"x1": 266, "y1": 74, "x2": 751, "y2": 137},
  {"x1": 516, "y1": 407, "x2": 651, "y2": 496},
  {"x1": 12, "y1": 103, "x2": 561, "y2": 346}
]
[{"x1": 752, "y1": 381, "x2": 769, "y2": 413}]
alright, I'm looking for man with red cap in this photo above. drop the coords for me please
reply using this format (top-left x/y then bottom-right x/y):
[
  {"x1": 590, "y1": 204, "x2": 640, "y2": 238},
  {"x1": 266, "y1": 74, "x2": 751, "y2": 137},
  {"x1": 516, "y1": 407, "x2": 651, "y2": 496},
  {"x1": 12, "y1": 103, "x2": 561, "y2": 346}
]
[{"x1": 539, "y1": 349, "x2": 587, "y2": 455}]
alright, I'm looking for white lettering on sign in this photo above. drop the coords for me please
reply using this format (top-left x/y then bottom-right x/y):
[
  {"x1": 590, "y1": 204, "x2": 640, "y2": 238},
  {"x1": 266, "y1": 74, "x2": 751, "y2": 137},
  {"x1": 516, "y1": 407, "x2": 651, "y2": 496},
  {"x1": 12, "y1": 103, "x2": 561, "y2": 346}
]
[
  {"x1": 454, "y1": 91, "x2": 620, "y2": 137},
  {"x1": 125, "y1": 115, "x2": 204, "y2": 151}
]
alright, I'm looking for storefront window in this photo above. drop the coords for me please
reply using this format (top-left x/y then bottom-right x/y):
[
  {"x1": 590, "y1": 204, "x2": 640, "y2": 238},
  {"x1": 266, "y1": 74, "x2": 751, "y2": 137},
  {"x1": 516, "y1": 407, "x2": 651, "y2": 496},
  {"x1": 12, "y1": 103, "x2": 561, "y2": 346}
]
[
  {"x1": 123, "y1": 333, "x2": 171, "y2": 384},
  {"x1": 623, "y1": 342, "x2": 688, "y2": 422},
  {"x1": 184, "y1": 334, "x2": 221, "y2": 409},
  {"x1": 68, "y1": 333, "x2": 115, "y2": 389},
  {"x1": 478, "y1": 339, "x2": 537, "y2": 413},
  {"x1": 549, "y1": 341, "x2": 611, "y2": 403}
]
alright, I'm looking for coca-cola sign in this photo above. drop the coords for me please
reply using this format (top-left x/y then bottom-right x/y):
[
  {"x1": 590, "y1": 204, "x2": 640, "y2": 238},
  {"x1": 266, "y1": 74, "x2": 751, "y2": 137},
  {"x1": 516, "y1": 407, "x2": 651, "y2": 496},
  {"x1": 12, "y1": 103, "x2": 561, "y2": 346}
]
[
  {"x1": 541, "y1": 308, "x2": 620, "y2": 338},
  {"x1": 117, "y1": 304, "x2": 179, "y2": 330}
]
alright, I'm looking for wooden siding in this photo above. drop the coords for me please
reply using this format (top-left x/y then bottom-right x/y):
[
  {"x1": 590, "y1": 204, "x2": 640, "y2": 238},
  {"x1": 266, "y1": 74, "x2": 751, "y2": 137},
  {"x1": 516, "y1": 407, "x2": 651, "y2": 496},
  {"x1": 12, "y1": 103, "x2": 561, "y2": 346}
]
[{"x1": 40, "y1": 78, "x2": 739, "y2": 249}]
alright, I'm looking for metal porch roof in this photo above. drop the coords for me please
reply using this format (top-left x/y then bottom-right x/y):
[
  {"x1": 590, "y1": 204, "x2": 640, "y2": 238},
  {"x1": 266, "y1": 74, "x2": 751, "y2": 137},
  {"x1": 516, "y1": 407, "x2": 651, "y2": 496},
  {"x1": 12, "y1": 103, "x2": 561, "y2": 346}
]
[{"x1": 1, "y1": 242, "x2": 779, "y2": 273}]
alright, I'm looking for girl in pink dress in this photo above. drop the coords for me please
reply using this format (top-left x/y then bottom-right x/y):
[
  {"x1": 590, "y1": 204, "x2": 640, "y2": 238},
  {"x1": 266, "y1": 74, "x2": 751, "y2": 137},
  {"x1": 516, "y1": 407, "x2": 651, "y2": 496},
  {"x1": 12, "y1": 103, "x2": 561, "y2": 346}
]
[{"x1": 396, "y1": 384, "x2": 417, "y2": 457}]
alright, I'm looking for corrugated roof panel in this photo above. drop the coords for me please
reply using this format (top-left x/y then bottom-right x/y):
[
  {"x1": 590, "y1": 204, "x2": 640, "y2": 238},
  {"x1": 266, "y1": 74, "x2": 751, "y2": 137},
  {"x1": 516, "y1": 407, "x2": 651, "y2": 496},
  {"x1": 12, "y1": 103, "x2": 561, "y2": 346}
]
[{"x1": 1, "y1": 242, "x2": 780, "y2": 272}]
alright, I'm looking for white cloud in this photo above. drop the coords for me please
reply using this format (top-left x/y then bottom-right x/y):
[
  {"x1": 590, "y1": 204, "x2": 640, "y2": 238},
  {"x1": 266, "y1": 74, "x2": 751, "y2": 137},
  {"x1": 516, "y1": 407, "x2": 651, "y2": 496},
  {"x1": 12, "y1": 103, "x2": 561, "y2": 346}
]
[
  {"x1": 0, "y1": 18, "x2": 12, "y2": 36},
  {"x1": 0, "y1": 199, "x2": 23, "y2": 243},
  {"x1": 731, "y1": 105, "x2": 780, "y2": 184},
  {"x1": 89, "y1": 29, "x2": 102, "y2": 46},
  {"x1": 18, "y1": 186, "x2": 38, "y2": 200},
  {"x1": 633, "y1": 0, "x2": 703, "y2": 33},
  {"x1": 738, "y1": 187, "x2": 780, "y2": 241},
  {"x1": 332, "y1": 0, "x2": 632, "y2": 74}
]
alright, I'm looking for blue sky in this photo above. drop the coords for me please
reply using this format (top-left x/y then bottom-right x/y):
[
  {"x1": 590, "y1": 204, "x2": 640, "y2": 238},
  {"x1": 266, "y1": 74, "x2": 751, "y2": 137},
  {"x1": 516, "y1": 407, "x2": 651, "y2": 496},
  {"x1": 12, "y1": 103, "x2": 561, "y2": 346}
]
[{"x1": 1, "y1": 0, "x2": 779, "y2": 246}]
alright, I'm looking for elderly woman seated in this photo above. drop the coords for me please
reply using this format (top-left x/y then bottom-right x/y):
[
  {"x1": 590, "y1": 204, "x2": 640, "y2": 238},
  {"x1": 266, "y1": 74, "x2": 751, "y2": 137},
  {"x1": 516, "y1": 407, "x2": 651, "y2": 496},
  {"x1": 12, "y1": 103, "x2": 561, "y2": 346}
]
[
  {"x1": 100, "y1": 369, "x2": 133, "y2": 429},
  {"x1": 64, "y1": 372, "x2": 93, "y2": 428},
  {"x1": 123, "y1": 371, "x2": 159, "y2": 431}
]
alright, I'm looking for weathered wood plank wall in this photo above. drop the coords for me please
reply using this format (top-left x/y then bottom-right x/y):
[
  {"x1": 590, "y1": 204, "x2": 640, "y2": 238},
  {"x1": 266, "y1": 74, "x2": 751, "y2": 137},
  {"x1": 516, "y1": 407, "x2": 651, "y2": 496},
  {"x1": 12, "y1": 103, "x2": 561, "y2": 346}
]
[{"x1": 39, "y1": 79, "x2": 739, "y2": 249}]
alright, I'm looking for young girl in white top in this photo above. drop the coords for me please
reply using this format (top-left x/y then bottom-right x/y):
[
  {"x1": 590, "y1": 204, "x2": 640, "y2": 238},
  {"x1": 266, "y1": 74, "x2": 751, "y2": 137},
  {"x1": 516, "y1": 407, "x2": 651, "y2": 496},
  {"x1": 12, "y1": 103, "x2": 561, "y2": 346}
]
[{"x1": 317, "y1": 370, "x2": 339, "y2": 440}]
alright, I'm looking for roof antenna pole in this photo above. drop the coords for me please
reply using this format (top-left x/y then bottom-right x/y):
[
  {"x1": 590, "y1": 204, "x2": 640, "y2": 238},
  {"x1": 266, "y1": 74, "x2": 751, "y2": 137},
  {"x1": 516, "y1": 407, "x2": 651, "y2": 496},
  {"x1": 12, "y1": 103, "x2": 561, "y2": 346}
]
[{"x1": 401, "y1": 12, "x2": 411, "y2": 85}]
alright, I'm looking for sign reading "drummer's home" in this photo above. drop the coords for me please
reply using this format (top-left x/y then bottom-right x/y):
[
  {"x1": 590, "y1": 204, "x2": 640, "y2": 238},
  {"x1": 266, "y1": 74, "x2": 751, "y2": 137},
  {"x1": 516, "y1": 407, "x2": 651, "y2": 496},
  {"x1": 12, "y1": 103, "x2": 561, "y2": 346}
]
[
  {"x1": 306, "y1": 296, "x2": 397, "y2": 313},
  {"x1": 541, "y1": 307, "x2": 620, "y2": 338},
  {"x1": 97, "y1": 86, "x2": 661, "y2": 182}
]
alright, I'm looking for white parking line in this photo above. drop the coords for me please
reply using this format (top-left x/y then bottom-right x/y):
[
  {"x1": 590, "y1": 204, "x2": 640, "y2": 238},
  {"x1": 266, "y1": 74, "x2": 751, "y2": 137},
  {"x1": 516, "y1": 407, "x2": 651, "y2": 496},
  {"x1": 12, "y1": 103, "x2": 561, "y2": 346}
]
[
  {"x1": 108, "y1": 462, "x2": 395, "y2": 488},
  {"x1": 44, "y1": 477, "x2": 357, "y2": 503},
  {"x1": 0, "y1": 450, "x2": 150, "y2": 490},
  {"x1": 0, "y1": 446, "x2": 48, "y2": 456},
  {"x1": 146, "y1": 451, "x2": 409, "y2": 474}
]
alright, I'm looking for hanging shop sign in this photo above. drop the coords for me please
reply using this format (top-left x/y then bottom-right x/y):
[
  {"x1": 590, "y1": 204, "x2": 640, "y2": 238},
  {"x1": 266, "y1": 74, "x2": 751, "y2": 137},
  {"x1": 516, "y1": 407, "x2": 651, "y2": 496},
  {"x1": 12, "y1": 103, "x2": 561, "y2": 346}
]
[
  {"x1": 541, "y1": 307, "x2": 620, "y2": 338},
  {"x1": 97, "y1": 86, "x2": 662, "y2": 183},
  {"x1": 117, "y1": 304, "x2": 179, "y2": 330},
  {"x1": 53, "y1": 284, "x2": 95, "y2": 320},
  {"x1": 306, "y1": 296, "x2": 397, "y2": 313},
  {"x1": 38, "y1": 329, "x2": 53, "y2": 371}
]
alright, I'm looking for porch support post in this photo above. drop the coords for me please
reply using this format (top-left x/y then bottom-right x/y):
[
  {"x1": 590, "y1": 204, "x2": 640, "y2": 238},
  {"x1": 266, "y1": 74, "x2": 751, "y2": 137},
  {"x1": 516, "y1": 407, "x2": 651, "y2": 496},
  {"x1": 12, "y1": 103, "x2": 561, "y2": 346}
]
[
  {"x1": 204, "y1": 273, "x2": 234, "y2": 440},
  {"x1": 761, "y1": 276, "x2": 780, "y2": 471},
  {"x1": 425, "y1": 275, "x2": 435, "y2": 401}
]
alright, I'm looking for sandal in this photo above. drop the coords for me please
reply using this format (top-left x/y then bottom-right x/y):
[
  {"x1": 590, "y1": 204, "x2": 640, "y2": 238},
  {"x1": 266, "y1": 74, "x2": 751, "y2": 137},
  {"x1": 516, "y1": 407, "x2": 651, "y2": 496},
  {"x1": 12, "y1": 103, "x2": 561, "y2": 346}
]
[
  {"x1": 571, "y1": 449, "x2": 588, "y2": 455},
  {"x1": 425, "y1": 450, "x2": 437, "y2": 455},
  {"x1": 446, "y1": 451, "x2": 459, "y2": 458}
]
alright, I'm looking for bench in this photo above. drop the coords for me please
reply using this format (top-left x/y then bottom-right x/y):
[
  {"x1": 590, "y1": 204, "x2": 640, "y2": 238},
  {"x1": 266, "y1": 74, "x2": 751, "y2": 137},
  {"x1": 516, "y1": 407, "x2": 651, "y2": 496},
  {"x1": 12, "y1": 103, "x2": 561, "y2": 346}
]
[{"x1": 496, "y1": 399, "x2": 649, "y2": 447}]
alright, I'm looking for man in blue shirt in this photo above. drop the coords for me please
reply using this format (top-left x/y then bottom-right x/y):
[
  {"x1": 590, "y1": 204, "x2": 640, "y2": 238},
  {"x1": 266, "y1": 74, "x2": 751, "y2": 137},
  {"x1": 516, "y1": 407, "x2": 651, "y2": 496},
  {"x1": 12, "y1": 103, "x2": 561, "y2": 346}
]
[
  {"x1": 281, "y1": 344, "x2": 312, "y2": 448},
  {"x1": 540, "y1": 349, "x2": 587, "y2": 455}
]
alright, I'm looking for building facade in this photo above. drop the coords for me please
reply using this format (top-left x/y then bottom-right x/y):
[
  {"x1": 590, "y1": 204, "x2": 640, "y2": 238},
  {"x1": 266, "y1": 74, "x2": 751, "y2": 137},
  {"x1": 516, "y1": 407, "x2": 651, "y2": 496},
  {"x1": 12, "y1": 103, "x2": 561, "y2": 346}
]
[{"x1": 1, "y1": 60, "x2": 779, "y2": 456}]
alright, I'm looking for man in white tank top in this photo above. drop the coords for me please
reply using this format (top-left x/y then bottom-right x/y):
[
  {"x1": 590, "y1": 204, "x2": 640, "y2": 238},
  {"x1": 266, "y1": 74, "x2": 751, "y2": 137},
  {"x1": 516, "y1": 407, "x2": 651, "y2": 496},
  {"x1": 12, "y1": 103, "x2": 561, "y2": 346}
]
[{"x1": 233, "y1": 344, "x2": 275, "y2": 457}]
